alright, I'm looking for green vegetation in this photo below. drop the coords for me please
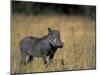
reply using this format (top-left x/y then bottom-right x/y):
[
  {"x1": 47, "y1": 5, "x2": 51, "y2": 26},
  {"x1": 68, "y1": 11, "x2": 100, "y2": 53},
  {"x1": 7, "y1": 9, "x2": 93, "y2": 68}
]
[{"x1": 12, "y1": 1, "x2": 96, "y2": 19}]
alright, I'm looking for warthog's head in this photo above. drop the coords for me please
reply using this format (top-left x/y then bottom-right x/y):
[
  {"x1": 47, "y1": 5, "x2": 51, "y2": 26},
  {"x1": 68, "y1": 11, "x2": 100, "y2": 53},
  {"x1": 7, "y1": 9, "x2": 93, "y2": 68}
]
[{"x1": 48, "y1": 28, "x2": 63, "y2": 48}]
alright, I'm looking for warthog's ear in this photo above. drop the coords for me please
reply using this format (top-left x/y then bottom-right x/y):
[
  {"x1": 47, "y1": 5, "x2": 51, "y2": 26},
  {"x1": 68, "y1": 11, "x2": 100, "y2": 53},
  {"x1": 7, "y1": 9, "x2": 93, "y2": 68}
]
[{"x1": 48, "y1": 28, "x2": 52, "y2": 32}]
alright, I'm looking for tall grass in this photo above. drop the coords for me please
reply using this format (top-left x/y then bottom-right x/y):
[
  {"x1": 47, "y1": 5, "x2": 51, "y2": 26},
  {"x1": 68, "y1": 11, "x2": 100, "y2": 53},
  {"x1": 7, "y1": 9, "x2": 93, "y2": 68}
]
[{"x1": 11, "y1": 14, "x2": 96, "y2": 74}]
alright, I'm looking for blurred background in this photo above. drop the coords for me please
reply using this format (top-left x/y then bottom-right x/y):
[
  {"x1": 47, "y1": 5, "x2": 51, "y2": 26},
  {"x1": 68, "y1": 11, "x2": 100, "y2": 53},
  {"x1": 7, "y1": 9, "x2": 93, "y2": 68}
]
[{"x1": 12, "y1": 1, "x2": 96, "y2": 19}]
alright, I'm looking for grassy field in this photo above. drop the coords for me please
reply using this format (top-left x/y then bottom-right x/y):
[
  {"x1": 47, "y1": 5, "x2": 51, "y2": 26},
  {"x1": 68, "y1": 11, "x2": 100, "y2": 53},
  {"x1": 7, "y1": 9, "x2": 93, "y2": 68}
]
[{"x1": 11, "y1": 14, "x2": 96, "y2": 74}]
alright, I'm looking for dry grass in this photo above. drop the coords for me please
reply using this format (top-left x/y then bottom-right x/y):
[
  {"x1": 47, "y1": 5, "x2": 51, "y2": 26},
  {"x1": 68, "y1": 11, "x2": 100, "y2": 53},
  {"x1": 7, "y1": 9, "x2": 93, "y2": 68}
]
[{"x1": 11, "y1": 14, "x2": 96, "y2": 74}]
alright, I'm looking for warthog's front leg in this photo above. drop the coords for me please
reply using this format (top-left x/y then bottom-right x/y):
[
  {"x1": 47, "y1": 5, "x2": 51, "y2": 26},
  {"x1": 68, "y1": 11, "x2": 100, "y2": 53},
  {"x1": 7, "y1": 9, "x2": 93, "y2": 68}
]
[{"x1": 49, "y1": 51, "x2": 55, "y2": 64}]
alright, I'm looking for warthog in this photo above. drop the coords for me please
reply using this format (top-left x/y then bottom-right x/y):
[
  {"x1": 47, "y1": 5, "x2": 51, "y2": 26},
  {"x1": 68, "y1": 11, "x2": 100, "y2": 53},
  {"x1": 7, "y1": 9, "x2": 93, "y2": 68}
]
[{"x1": 20, "y1": 28, "x2": 63, "y2": 65}]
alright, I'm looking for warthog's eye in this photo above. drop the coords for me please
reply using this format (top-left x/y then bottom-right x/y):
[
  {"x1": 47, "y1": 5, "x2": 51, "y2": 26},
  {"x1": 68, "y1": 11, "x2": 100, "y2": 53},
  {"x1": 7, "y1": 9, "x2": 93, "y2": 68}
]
[{"x1": 54, "y1": 39, "x2": 56, "y2": 43}]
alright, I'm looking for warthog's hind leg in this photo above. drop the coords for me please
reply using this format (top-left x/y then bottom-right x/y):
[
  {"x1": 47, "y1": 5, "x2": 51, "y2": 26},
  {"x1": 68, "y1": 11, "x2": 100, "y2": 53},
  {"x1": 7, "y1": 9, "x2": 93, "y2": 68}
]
[
  {"x1": 43, "y1": 56, "x2": 47, "y2": 64},
  {"x1": 20, "y1": 50, "x2": 27, "y2": 65},
  {"x1": 27, "y1": 55, "x2": 33, "y2": 64}
]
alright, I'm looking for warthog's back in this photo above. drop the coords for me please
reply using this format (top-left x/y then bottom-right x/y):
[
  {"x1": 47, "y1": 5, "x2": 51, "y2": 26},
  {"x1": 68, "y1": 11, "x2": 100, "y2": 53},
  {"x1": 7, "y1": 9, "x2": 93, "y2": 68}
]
[{"x1": 20, "y1": 37, "x2": 39, "y2": 52}]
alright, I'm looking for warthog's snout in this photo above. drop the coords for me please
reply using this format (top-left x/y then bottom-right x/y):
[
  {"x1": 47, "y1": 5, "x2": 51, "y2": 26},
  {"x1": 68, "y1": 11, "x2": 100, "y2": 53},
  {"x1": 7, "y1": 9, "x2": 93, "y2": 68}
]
[{"x1": 58, "y1": 42, "x2": 63, "y2": 48}]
